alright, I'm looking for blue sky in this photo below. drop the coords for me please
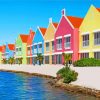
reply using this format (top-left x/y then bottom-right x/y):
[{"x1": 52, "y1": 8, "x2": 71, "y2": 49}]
[{"x1": 0, "y1": 0, "x2": 100, "y2": 45}]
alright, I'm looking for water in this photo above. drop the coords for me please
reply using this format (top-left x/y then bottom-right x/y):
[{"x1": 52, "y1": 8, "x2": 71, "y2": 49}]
[{"x1": 0, "y1": 71, "x2": 98, "y2": 100}]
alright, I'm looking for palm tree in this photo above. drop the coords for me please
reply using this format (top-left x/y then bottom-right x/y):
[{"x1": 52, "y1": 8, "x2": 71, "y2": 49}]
[
  {"x1": 62, "y1": 53, "x2": 72, "y2": 67},
  {"x1": 36, "y1": 53, "x2": 44, "y2": 65},
  {"x1": 18, "y1": 57, "x2": 23, "y2": 65},
  {"x1": 2, "y1": 58, "x2": 7, "y2": 64},
  {"x1": 8, "y1": 57, "x2": 15, "y2": 65}
]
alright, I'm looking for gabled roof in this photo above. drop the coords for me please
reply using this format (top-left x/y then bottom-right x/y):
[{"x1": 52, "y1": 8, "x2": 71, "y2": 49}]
[
  {"x1": 27, "y1": 29, "x2": 35, "y2": 44},
  {"x1": 67, "y1": 16, "x2": 83, "y2": 28},
  {"x1": 8, "y1": 44, "x2": 15, "y2": 51},
  {"x1": 96, "y1": 8, "x2": 100, "y2": 12},
  {"x1": 53, "y1": 23, "x2": 58, "y2": 28},
  {"x1": 39, "y1": 28, "x2": 47, "y2": 36},
  {"x1": 20, "y1": 34, "x2": 29, "y2": 43}
]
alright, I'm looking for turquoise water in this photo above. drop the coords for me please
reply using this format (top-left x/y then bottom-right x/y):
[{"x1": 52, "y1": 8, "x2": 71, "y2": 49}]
[{"x1": 0, "y1": 71, "x2": 98, "y2": 100}]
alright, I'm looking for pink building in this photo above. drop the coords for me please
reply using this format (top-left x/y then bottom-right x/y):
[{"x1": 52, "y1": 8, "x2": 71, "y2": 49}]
[{"x1": 54, "y1": 9, "x2": 83, "y2": 64}]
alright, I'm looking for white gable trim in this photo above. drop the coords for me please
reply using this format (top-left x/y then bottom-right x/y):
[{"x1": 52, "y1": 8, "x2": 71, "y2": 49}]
[{"x1": 79, "y1": 50, "x2": 90, "y2": 53}]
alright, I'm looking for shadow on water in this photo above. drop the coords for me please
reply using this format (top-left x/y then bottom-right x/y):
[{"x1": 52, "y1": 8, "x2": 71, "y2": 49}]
[{"x1": 0, "y1": 71, "x2": 99, "y2": 100}]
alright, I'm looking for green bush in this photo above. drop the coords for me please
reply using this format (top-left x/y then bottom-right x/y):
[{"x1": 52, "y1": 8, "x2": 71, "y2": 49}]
[
  {"x1": 57, "y1": 67, "x2": 78, "y2": 84},
  {"x1": 73, "y1": 58, "x2": 100, "y2": 67}
]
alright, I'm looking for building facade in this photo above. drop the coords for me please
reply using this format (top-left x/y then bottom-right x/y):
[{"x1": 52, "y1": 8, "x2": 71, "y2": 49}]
[
  {"x1": 15, "y1": 34, "x2": 29, "y2": 64},
  {"x1": 79, "y1": 5, "x2": 100, "y2": 59},
  {"x1": 27, "y1": 29, "x2": 35, "y2": 64},
  {"x1": 32, "y1": 27, "x2": 46, "y2": 64},
  {"x1": 44, "y1": 18, "x2": 58, "y2": 64},
  {"x1": 54, "y1": 9, "x2": 83, "y2": 64}
]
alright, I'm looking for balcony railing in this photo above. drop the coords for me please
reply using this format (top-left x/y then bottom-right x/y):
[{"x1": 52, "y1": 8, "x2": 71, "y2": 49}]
[{"x1": 83, "y1": 40, "x2": 89, "y2": 47}]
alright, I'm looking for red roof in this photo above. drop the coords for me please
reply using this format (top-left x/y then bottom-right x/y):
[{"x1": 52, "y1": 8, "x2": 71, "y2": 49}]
[
  {"x1": 27, "y1": 29, "x2": 35, "y2": 44},
  {"x1": 0, "y1": 46, "x2": 2, "y2": 52},
  {"x1": 39, "y1": 28, "x2": 47, "y2": 36},
  {"x1": 67, "y1": 16, "x2": 83, "y2": 28},
  {"x1": 8, "y1": 44, "x2": 15, "y2": 51},
  {"x1": 20, "y1": 34, "x2": 29, "y2": 43},
  {"x1": 96, "y1": 8, "x2": 100, "y2": 12},
  {"x1": 53, "y1": 23, "x2": 58, "y2": 28}
]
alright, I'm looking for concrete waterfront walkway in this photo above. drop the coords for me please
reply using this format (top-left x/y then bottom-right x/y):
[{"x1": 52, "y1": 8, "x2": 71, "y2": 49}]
[
  {"x1": 0, "y1": 64, "x2": 100, "y2": 90},
  {"x1": 0, "y1": 64, "x2": 64, "y2": 77}
]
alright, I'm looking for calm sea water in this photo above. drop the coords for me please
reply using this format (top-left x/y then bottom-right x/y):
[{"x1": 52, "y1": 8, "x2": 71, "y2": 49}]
[{"x1": 0, "y1": 71, "x2": 98, "y2": 100}]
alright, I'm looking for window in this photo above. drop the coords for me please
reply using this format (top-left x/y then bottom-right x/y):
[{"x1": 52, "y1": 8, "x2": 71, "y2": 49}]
[
  {"x1": 57, "y1": 39, "x2": 62, "y2": 50},
  {"x1": 65, "y1": 37, "x2": 71, "y2": 48},
  {"x1": 56, "y1": 54, "x2": 62, "y2": 64},
  {"x1": 27, "y1": 47, "x2": 30, "y2": 55},
  {"x1": 94, "y1": 31, "x2": 100, "y2": 45},
  {"x1": 52, "y1": 55, "x2": 55, "y2": 64},
  {"x1": 52, "y1": 41, "x2": 54, "y2": 51},
  {"x1": 46, "y1": 42, "x2": 49, "y2": 52},
  {"x1": 34, "y1": 45, "x2": 37, "y2": 53},
  {"x1": 82, "y1": 35, "x2": 89, "y2": 47},
  {"x1": 80, "y1": 53, "x2": 89, "y2": 59},
  {"x1": 38, "y1": 44, "x2": 42, "y2": 53},
  {"x1": 45, "y1": 56, "x2": 49, "y2": 64},
  {"x1": 94, "y1": 52, "x2": 100, "y2": 59}
]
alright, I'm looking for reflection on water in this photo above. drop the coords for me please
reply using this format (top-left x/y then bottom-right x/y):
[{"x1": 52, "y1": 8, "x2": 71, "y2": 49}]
[{"x1": 0, "y1": 71, "x2": 99, "y2": 100}]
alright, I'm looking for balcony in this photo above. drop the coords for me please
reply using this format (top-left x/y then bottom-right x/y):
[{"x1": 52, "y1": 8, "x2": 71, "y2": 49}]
[{"x1": 82, "y1": 40, "x2": 89, "y2": 47}]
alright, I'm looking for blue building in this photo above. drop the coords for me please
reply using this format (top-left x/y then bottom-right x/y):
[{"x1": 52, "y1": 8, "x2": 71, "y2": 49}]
[
  {"x1": 32, "y1": 27, "x2": 46, "y2": 64},
  {"x1": 5, "y1": 44, "x2": 15, "y2": 60}
]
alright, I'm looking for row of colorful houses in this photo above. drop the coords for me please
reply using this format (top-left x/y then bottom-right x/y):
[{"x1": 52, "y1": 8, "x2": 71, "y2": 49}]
[{"x1": 0, "y1": 5, "x2": 100, "y2": 64}]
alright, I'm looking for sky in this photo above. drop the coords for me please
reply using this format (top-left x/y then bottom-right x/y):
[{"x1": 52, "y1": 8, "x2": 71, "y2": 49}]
[{"x1": 0, "y1": 0, "x2": 100, "y2": 45}]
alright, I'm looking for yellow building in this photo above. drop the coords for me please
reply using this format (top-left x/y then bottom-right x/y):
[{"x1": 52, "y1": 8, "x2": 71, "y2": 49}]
[
  {"x1": 79, "y1": 5, "x2": 100, "y2": 59},
  {"x1": 44, "y1": 18, "x2": 58, "y2": 64}
]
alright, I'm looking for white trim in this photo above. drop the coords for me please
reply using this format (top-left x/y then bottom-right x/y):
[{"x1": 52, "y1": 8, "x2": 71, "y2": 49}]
[
  {"x1": 79, "y1": 50, "x2": 90, "y2": 53},
  {"x1": 32, "y1": 55, "x2": 37, "y2": 57},
  {"x1": 27, "y1": 55, "x2": 33, "y2": 57},
  {"x1": 64, "y1": 16, "x2": 74, "y2": 29},
  {"x1": 44, "y1": 53, "x2": 52, "y2": 56},
  {"x1": 16, "y1": 46, "x2": 21, "y2": 48},
  {"x1": 65, "y1": 47, "x2": 71, "y2": 49},
  {"x1": 38, "y1": 42, "x2": 42, "y2": 44},
  {"x1": 33, "y1": 43, "x2": 38, "y2": 45},
  {"x1": 53, "y1": 52, "x2": 62, "y2": 55},
  {"x1": 15, "y1": 56, "x2": 22, "y2": 58},
  {"x1": 56, "y1": 36, "x2": 62, "y2": 39},
  {"x1": 92, "y1": 49, "x2": 100, "y2": 52},
  {"x1": 64, "y1": 51, "x2": 73, "y2": 53},
  {"x1": 45, "y1": 39, "x2": 54, "y2": 43},
  {"x1": 64, "y1": 34, "x2": 71, "y2": 37},
  {"x1": 81, "y1": 32, "x2": 90, "y2": 35},
  {"x1": 93, "y1": 29, "x2": 100, "y2": 33}
]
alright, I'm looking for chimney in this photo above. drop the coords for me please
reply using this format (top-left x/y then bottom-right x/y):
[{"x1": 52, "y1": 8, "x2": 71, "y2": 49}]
[
  {"x1": 62, "y1": 9, "x2": 66, "y2": 16},
  {"x1": 49, "y1": 18, "x2": 52, "y2": 23}
]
